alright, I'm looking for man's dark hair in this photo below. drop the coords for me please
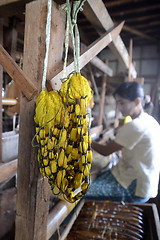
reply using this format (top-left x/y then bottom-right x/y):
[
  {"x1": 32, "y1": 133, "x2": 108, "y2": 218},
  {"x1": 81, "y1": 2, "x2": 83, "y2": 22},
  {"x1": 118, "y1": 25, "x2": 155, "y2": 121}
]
[{"x1": 114, "y1": 81, "x2": 144, "y2": 102}]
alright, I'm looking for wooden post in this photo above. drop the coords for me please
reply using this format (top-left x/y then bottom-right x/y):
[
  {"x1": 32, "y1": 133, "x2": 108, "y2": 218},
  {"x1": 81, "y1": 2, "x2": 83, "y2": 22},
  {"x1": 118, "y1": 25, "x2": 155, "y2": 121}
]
[
  {"x1": 98, "y1": 74, "x2": 107, "y2": 125},
  {"x1": 128, "y1": 38, "x2": 133, "y2": 82},
  {"x1": 15, "y1": 1, "x2": 65, "y2": 239}
]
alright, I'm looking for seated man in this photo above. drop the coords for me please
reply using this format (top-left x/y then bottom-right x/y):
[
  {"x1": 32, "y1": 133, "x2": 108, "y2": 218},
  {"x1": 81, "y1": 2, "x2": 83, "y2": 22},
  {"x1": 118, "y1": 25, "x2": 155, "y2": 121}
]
[{"x1": 85, "y1": 81, "x2": 160, "y2": 203}]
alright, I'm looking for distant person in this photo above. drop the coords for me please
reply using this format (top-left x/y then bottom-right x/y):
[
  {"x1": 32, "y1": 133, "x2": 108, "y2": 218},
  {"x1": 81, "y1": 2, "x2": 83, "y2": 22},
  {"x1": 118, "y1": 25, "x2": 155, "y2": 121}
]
[{"x1": 143, "y1": 94, "x2": 153, "y2": 115}]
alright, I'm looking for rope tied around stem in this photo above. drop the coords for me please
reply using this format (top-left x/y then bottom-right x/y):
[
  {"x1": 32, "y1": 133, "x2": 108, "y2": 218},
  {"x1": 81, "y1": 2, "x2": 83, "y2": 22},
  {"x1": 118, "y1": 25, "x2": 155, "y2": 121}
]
[
  {"x1": 33, "y1": 0, "x2": 93, "y2": 203},
  {"x1": 61, "y1": 0, "x2": 86, "y2": 81}
]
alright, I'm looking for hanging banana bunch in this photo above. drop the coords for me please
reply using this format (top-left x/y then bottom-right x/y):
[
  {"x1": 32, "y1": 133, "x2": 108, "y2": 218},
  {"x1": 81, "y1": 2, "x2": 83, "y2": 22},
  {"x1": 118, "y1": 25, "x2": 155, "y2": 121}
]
[{"x1": 33, "y1": 0, "x2": 93, "y2": 203}]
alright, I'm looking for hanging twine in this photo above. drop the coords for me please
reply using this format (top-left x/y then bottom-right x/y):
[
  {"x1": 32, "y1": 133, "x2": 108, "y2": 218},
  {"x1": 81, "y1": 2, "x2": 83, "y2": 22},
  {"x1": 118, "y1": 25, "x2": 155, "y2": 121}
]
[
  {"x1": 42, "y1": 0, "x2": 52, "y2": 90},
  {"x1": 61, "y1": 0, "x2": 86, "y2": 81}
]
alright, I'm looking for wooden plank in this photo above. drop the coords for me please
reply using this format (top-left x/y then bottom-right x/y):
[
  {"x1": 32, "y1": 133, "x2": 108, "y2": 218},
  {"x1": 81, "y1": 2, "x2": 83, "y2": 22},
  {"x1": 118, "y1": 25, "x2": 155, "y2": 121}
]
[
  {"x1": 0, "y1": 159, "x2": 18, "y2": 184},
  {"x1": 49, "y1": 22, "x2": 124, "y2": 89},
  {"x1": 15, "y1": 1, "x2": 66, "y2": 239},
  {"x1": 0, "y1": 44, "x2": 38, "y2": 100},
  {"x1": 83, "y1": 0, "x2": 137, "y2": 78}
]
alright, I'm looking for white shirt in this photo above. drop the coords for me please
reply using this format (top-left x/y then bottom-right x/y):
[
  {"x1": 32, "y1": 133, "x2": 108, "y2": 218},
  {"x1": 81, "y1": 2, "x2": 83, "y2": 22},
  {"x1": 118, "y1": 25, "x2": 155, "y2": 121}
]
[{"x1": 111, "y1": 112, "x2": 160, "y2": 198}]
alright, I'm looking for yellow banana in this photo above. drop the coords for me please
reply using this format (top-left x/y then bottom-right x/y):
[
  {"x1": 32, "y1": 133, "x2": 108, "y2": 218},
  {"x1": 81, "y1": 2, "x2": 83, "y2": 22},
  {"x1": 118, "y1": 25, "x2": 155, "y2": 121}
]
[
  {"x1": 71, "y1": 146, "x2": 79, "y2": 159},
  {"x1": 66, "y1": 140, "x2": 73, "y2": 155},
  {"x1": 68, "y1": 191, "x2": 74, "y2": 202},
  {"x1": 61, "y1": 178, "x2": 68, "y2": 192},
  {"x1": 48, "y1": 138, "x2": 53, "y2": 151},
  {"x1": 58, "y1": 148, "x2": 65, "y2": 167},
  {"x1": 75, "y1": 102, "x2": 81, "y2": 116},
  {"x1": 56, "y1": 170, "x2": 65, "y2": 189},
  {"x1": 63, "y1": 155, "x2": 68, "y2": 169},
  {"x1": 50, "y1": 160, "x2": 57, "y2": 173},
  {"x1": 74, "y1": 172, "x2": 83, "y2": 189},
  {"x1": 70, "y1": 127, "x2": 77, "y2": 141},
  {"x1": 87, "y1": 150, "x2": 92, "y2": 163},
  {"x1": 81, "y1": 182, "x2": 89, "y2": 193},
  {"x1": 83, "y1": 165, "x2": 89, "y2": 177},
  {"x1": 48, "y1": 151, "x2": 54, "y2": 160},
  {"x1": 80, "y1": 97, "x2": 86, "y2": 115},
  {"x1": 39, "y1": 128, "x2": 46, "y2": 139},
  {"x1": 45, "y1": 166, "x2": 51, "y2": 176},
  {"x1": 59, "y1": 128, "x2": 67, "y2": 147},
  {"x1": 88, "y1": 135, "x2": 92, "y2": 145},
  {"x1": 88, "y1": 162, "x2": 91, "y2": 170}
]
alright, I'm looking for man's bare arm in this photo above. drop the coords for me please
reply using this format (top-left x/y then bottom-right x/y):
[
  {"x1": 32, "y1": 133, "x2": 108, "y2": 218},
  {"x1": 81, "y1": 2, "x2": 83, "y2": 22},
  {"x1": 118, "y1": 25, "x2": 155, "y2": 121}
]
[{"x1": 91, "y1": 140, "x2": 122, "y2": 156}]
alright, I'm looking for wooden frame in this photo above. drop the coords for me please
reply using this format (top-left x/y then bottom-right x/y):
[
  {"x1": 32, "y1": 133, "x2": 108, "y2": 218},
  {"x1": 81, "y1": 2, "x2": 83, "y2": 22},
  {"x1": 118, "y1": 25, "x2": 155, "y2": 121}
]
[{"x1": 12, "y1": 0, "x2": 136, "y2": 239}]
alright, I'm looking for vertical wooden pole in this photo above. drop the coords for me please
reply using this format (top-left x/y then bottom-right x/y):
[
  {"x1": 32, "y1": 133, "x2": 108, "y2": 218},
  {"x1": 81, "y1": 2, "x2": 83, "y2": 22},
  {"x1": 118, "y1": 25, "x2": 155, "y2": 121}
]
[
  {"x1": 10, "y1": 28, "x2": 18, "y2": 60},
  {"x1": 15, "y1": 1, "x2": 65, "y2": 240},
  {"x1": 98, "y1": 74, "x2": 107, "y2": 126},
  {"x1": 0, "y1": 18, "x2": 3, "y2": 163},
  {"x1": 128, "y1": 38, "x2": 133, "y2": 82}
]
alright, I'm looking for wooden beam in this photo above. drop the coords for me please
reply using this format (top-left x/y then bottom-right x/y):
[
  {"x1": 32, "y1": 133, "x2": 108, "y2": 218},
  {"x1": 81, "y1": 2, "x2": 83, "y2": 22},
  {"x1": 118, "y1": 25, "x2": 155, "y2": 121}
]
[
  {"x1": 83, "y1": 0, "x2": 137, "y2": 78},
  {"x1": 0, "y1": 0, "x2": 24, "y2": 6},
  {"x1": 122, "y1": 24, "x2": 158, "y2": 42},
  {"x1": 0, "y1": 159, "x2": 18, "y2": 184},
  {"x1": 104, "y1": 0, "x2": 144, "y2": 8},
  {"x1": 128, "y1": 38, "x2": 133, "y2": 82},
  {"x1": 98, "y1": 74, "x2": 107, "y2": 125},
  {"x1": 126, "y1": 13, "x2": 160, "y2": 23},
  {"x1": 68, "y1": 40, "x2": 113, "y2": 76},
  {"x1": 0, "y1": 44, "x2": 38, "y2": 100},
  {"x1": 49, "y1": 22, "x2": 124, "y2": 89},
  {"x1": 90, "y1": 56, "x2": 113, "y2": 76},
  {"x1": 80, "y1": 42, "x2": 113, "y2": 76},
  {"x1": 112, "y1": 3, "x2": 160, "y2": 17},
  {"x1": 15, "y1": 1, "x2": 66, "y2": 239}
]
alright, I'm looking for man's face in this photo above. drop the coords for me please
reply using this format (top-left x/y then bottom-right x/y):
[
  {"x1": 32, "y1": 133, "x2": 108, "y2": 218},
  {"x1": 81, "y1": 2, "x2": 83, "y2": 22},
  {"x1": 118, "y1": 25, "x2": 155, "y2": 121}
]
[{"x1": 115, "y1": 95, "x2": 136, "y2": 117}]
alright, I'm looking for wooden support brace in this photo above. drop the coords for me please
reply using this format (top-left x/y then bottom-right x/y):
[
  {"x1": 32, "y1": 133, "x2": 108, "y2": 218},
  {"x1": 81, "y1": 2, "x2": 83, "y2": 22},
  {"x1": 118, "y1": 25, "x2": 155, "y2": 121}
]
[
  {"x1": 0, "y1": 159, "x2": 18, "y2": 184},
  {"x1": 82, "y1": 0, "x2": 137, "y2": 78},
  {"x1": 71, "y1": 41, "x2": 113, "y2": 77},
  {"x1": 49, "y1": 22, "x2": 124, "y2": 90},
  {"x1": 0, "y1": 44, "x2": 38, "y2": 100}
]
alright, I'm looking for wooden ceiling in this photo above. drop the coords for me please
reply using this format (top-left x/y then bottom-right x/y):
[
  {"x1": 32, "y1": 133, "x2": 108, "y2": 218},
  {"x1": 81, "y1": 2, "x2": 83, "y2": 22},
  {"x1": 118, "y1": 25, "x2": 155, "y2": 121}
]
[
  {"x1": 77, "y1": 0, "x2": 160, "y2": 46},
  {"x1": 0, "y1": 0, "x2": 160, "y2": 52}
]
